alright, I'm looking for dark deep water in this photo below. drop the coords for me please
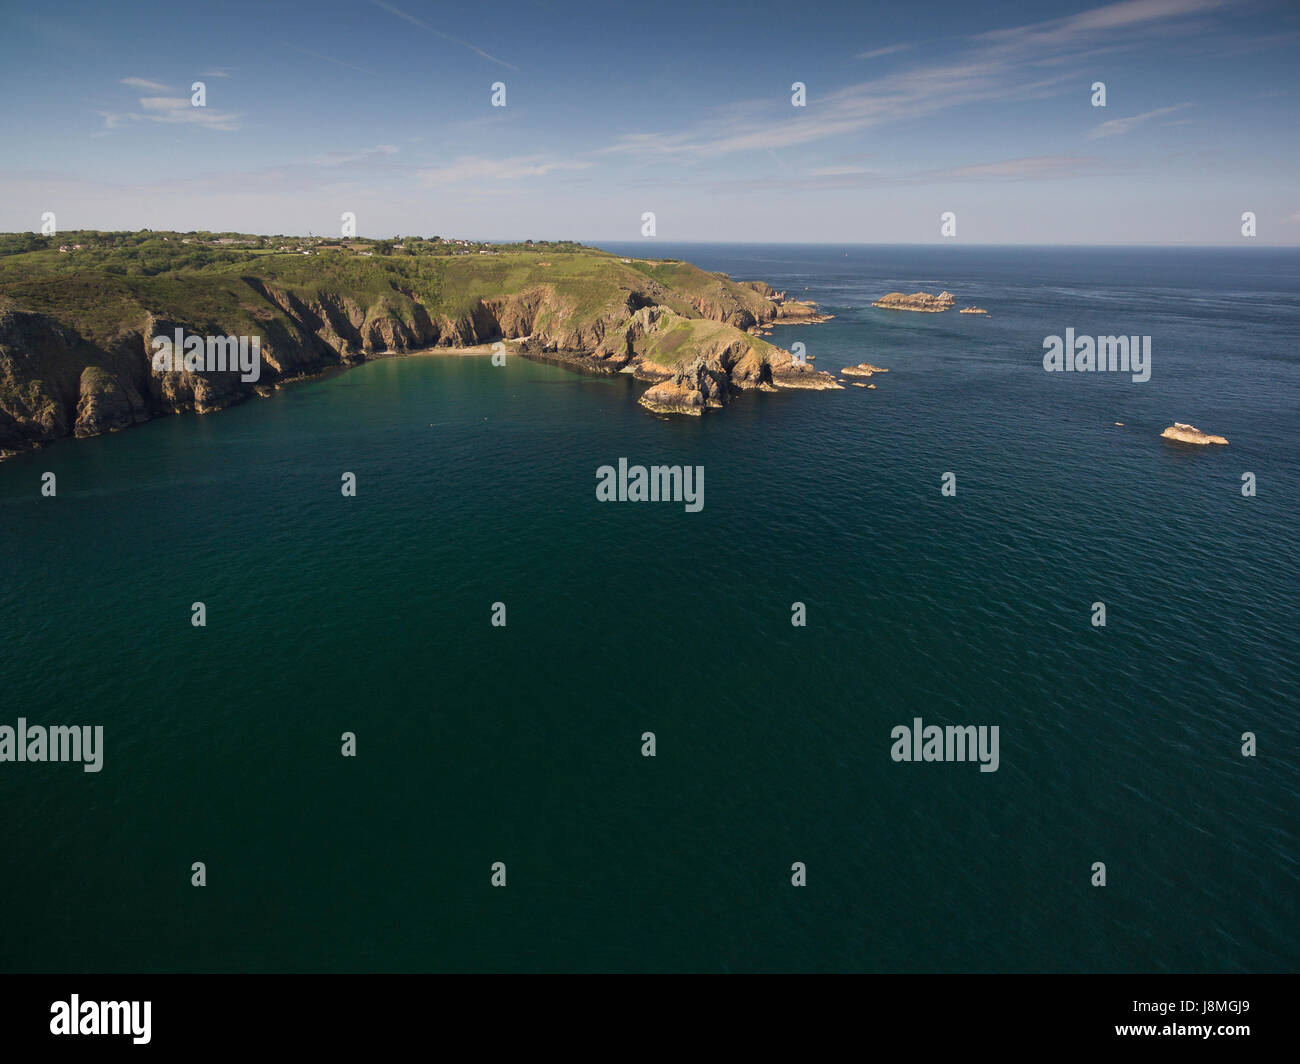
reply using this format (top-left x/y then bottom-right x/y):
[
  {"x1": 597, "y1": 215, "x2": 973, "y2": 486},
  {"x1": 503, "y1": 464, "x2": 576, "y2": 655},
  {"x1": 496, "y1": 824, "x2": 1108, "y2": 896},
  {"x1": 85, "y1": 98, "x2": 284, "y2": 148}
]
[{"x1": 2, "y1": 244, "x2": 1297, "y2": 972}]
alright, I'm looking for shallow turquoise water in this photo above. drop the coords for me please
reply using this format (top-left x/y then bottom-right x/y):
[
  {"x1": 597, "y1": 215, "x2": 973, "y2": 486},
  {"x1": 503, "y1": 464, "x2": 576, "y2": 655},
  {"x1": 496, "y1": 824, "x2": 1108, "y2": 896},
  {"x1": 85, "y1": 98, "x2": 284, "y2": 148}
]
[{"x1": 1, "y1": 245, "x2": 1297, "y2": 972}]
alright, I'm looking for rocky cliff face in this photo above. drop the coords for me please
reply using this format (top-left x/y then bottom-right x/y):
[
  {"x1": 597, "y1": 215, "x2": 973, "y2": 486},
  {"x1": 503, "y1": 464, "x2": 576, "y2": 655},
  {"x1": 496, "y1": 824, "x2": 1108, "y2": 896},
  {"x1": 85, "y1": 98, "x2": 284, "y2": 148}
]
[
  {"x1": 639, "y1": 357, "x2": 732, "y2": 415},
  {"x1": 0, "y1": 254, "x2": 838, "y2": 456}
]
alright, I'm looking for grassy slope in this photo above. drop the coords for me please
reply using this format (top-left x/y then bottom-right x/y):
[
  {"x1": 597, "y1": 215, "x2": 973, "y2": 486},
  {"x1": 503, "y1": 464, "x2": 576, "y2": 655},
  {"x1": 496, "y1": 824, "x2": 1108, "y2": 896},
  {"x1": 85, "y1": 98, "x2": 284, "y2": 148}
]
[
  {"x1": 0, "y1": 234, "x2": 849, "y2": 451},
  {"x1": 0, "y1": 244, "x2": 778, "y2": 350}
]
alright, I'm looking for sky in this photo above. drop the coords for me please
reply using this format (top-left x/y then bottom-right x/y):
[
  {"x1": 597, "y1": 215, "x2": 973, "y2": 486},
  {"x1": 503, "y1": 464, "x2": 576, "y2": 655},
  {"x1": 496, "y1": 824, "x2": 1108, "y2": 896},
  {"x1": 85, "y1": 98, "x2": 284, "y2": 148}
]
[{"x1": 0, "y1": 0, "x2": 1297, "y2": 245}]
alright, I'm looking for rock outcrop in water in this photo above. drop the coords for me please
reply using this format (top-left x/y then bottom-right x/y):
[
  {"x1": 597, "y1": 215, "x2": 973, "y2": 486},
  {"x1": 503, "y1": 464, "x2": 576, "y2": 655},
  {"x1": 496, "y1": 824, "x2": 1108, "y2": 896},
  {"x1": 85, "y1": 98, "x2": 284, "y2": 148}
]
[
  {"x1": 872, "y1": 290, "x2": 955, "y2": 312},
  {"x1": 1160, "y1": 422, "x2": 1229, "y2": 445},
  {"x1": 638, "y1": 356, "x2": 731, "y2": 415},
  {"x1": 841, "y1": 362, "x2": 889, "y2": 378}
]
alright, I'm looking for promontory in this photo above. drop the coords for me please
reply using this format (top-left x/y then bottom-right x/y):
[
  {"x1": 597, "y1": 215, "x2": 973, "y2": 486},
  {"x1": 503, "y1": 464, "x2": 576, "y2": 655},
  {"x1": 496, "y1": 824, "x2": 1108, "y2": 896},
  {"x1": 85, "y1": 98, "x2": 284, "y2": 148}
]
[{"x1": 0, "y1": 231, "x2": 842, "y2": 457}]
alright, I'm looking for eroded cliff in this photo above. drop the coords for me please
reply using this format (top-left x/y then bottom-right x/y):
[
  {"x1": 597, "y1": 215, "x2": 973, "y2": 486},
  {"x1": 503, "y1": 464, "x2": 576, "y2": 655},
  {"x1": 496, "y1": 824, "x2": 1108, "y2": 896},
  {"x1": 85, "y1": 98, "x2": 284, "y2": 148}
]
[{"x1": 0, "y1": 248, "x2": 838, "y2": 456}]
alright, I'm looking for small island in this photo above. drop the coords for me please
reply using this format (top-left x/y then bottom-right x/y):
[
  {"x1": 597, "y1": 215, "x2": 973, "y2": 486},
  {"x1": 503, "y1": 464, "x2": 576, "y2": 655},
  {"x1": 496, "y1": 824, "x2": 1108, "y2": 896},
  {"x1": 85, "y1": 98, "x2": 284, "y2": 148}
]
[
  {"x1": 872, "y1": 290, "x2": 955, "y2": 312},
  {"x1": 1161, "y1": 422, "x2": 1229, "y2": 445},
  {"x1": 959, "y1": 306, "x2": 989, "y2": 315}
]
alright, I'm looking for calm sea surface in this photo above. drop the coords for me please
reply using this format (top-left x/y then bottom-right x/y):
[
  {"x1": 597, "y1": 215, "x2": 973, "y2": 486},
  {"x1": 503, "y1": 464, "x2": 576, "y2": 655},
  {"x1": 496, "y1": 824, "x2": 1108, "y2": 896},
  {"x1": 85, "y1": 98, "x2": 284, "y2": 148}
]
[{"x1": 1, "y1": 244, "x2": 1296, "y2": 972}]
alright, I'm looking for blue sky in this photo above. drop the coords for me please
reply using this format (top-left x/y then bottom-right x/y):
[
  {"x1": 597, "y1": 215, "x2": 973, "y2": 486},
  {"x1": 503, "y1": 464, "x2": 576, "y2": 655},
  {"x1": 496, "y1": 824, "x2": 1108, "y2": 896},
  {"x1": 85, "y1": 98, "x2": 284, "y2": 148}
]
[{"x1": 1, "y1": 0, "x2": 1297, "y2": 244}]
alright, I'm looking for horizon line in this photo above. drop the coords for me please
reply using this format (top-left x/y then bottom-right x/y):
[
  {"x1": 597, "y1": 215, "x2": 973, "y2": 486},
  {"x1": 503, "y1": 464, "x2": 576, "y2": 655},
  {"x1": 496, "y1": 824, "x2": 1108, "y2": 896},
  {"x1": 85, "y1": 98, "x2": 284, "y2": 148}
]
[{"x1": 8, "y1": 230, "x2": 1298, "y2": 251}]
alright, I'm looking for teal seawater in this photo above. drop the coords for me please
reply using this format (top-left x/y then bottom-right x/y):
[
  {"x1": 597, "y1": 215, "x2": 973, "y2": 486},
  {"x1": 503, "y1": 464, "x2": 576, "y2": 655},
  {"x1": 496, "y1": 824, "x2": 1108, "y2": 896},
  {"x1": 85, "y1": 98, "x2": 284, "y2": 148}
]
[{"x1": 1, "y1": 244, "x2": 1297, "y2": 972}]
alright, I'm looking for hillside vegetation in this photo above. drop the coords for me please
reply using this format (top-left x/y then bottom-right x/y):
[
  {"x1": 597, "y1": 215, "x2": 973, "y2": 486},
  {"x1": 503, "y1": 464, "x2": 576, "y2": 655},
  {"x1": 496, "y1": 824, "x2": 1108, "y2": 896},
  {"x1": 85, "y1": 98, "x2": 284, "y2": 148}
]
[{"x1": 0, "y1": 231, "x2": 836, "y2": 455}]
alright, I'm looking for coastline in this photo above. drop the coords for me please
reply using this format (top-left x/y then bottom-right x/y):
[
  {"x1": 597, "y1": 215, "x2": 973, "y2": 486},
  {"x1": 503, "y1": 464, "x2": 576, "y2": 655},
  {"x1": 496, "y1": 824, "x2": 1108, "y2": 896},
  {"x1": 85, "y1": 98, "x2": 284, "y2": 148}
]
[
  {"x1": 400, "y1": 342, "x2": 519, "y2": 357},
  {"x1": 0, "y1": 245, "x2": 846, "y2": 455},
  {"x1": 0, "y1": 303, "x2": 839, "y2": 458}
]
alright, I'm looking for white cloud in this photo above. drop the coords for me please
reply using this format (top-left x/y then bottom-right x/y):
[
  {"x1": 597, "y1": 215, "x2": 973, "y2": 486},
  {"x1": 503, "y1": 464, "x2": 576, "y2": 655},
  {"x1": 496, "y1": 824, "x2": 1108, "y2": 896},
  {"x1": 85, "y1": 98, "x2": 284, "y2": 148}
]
[
  {"x1": 975, "y1": 0, "x2": 1228, "y2": 52},
  {"x1": 418, "y1": 155, "x2": 591, "y2": 185},
  {"x1": 603, "y1": 0, "x2": 1229, "y2": 162},
  {"x1": 1087, "y1": 103, "x2": 1191, "y2": 138},
  {"x1": 120, "y1": 77, "x2": 170, "y2": 91},
  {"x1": 314, "y1": 145, "x2": 400, "y2": 166},
  {"x1": 855, "y1": 43, "x2": 914, "y2": 60},
  {"x1": 601, "y1": 56, "x2": 1075, "y2": 160},
  {"x1": 94, "y1": 110, "x2": 142, "y2": 130},
  {"x1": 136, "y1": 96, "x2": 243, "y2": 131},
  {"x1": 96, "y1": 77, "x2": 243, "y2": 132}
]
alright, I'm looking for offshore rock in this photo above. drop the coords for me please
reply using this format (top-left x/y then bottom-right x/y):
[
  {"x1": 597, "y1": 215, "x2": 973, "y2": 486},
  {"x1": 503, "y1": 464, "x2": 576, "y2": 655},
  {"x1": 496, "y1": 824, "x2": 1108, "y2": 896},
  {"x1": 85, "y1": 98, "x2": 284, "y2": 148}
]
[
  {"x1": 872, "y1": 291, "x2": 955, "y2": 312},
  {"x1": 1160, "y1": 422, "x2": 1228, "y2": 445}
]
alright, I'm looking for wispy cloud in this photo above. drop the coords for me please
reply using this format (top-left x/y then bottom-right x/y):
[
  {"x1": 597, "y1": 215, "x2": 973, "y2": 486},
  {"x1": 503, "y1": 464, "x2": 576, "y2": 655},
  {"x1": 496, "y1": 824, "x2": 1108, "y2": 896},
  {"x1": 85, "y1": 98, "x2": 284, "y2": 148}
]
[
  {"x1": 94, "y1": 110, "x2": 141, "y2": 131},
  {"x1": 806, "y1": 164, "x2": 883, "y2": 177},
  {"x1": 701, "y1": 153, "x2": 1113, "y2": 194},
  {"x1": 920, "y1": 154, "x2": 1107, "y2": 180},
  {"x1": 601, "y1": 58, "x2": 1076, "y2": 159},
  {"x1": 120, "y1": 77, "x2": 170, "y2": 91},
  {"x1": 371, "y1": 0, "x2": 519, "y2": 71},
  {"x1": 604, "y1": 0, "x2": 1231, "y2": 163},
  {"x1": 855, "y1": 43, "x2": 914, "y2": 60},
  {"x1": 418, "y1": 155, "x2": 590, "y2": 185},
  {"x1": 314, "y1": 145, "x2": 400, "y2": 166},
  {"x1": 136, "y1": 96, "x2": 242, "y2": 131},
  {"x1": 286, "y1": 45, "x2": 381, "y2": 78},
  {"x1": 96, "y1": 80, "x2": 243, "y2": 132},
  {"x1": 974, "y1": 0, "x2": 1229, "y2": 52},
  {"x1": 1087, "y1": 103, "x2": 1190, "y2": 138}
]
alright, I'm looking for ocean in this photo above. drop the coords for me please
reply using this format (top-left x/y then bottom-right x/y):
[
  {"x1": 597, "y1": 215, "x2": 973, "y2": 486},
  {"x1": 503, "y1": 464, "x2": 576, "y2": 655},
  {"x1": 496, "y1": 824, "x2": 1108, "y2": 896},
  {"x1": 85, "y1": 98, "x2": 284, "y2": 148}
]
[{"x1": 1, "y1": 243, "x2": 1296, "y2": 972}]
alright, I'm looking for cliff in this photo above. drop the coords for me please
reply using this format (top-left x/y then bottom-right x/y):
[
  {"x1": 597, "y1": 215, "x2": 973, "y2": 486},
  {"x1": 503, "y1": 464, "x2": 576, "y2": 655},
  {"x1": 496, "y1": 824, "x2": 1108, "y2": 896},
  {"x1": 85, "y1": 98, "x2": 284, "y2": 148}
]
[{"x1": 0, "y1": 242, "x2": 839, "y2": 456}]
